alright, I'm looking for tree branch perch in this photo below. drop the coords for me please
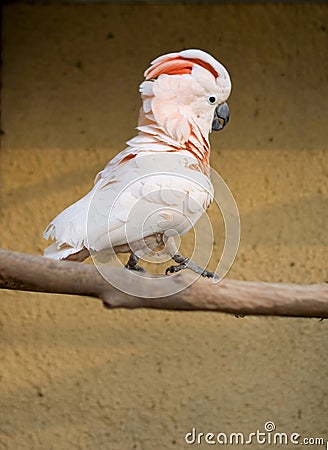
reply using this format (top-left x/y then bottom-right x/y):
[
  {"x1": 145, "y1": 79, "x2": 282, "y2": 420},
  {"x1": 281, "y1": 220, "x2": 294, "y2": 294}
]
[{"x1": 0, "y1": 249, "x2": 327, "y2": 318}]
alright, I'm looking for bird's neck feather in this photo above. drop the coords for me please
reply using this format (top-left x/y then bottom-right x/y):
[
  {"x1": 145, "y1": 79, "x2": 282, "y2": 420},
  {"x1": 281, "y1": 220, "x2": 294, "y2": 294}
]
[{"x1": 131, "y1": 110, "x2": 211, "y2": 166}]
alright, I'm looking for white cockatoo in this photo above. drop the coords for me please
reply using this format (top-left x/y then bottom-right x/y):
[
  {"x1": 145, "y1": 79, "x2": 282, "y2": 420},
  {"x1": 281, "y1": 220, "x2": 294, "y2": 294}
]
[{"x1": 43, "y1": 49, "x2": 231, "y2": 277}]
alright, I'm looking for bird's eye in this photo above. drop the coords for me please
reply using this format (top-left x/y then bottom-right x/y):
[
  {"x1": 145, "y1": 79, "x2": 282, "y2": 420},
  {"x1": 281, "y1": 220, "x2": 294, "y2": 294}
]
[{"x1": 208, "y1": 95, "x2": 217, "y2": 105}]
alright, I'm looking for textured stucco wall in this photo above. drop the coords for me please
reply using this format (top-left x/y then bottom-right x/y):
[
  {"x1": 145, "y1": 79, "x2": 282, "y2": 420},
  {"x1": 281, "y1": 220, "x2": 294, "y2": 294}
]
[{"x1": 1, "y1": 3, "x2": 327, "y2": 449}]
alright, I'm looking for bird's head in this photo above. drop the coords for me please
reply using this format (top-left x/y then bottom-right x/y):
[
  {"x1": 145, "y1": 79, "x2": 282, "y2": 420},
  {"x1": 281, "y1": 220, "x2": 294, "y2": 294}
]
[{"x1": 138, "y1": 49, "x2": 231, "y2": 148}]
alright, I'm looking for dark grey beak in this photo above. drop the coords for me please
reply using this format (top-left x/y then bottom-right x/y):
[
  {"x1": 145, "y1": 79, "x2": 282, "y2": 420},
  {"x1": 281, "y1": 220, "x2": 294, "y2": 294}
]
[{"x1": 212, "y1": 102, "x2": 230, "y2": 131}]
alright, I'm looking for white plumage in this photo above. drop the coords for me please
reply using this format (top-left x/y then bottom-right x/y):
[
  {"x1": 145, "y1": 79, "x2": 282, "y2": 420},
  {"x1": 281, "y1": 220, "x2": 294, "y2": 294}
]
[{"x1": 43, "y1": 49, "x2": 231, "y2": 270}]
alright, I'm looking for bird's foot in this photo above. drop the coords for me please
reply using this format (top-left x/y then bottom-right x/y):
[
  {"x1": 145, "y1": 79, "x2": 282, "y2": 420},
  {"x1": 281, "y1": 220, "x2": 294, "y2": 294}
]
[
  {"x1": 125, "y1": 253, "x2": 146, "y2": 273},
  {"x1": 125, "y1": 263, "x2": 146, "y2": 272},
  {"x1": 165, "y1": 253, "x2": 218, "y2": 279},
  {"x1": 165, "y1": 262, "x2": 188, "y2": 275}
]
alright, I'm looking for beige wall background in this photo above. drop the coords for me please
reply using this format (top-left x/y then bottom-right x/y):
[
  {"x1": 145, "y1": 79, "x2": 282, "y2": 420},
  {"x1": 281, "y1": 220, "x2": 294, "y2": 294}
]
[{"x1": 1, "y1": 2, "x2": 327, "y2": 449}]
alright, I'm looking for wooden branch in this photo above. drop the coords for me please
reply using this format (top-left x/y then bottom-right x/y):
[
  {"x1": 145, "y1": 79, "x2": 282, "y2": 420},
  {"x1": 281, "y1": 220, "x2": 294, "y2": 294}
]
[{"x1": 0, "y1": 249, "x2": 327, "y2": 318}]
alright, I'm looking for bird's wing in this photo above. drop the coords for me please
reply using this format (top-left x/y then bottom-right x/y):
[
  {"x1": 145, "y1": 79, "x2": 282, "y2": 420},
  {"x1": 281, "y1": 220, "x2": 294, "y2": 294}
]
[
  {"x1": 87, "y1": 152, "x2": 213, "y2": 252},
  {"x1": 44, "y1": 152, "x2": 213, "y2": 257}
]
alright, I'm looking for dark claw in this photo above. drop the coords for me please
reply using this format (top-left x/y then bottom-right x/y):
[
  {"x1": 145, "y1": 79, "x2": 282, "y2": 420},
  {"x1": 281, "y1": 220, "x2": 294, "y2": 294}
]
[
  {"x1": 125, "y1": 253, "x2": 146, "y2": 272},
  {"x1": 165, "y1": 263, "x2": 187, "y2": 275},
  {"x1": 201, "y1": 269, "x2": 217, "y2": 278},
  {"x1": 125, "y1": 263, "x2": 146, "y2": 272}
]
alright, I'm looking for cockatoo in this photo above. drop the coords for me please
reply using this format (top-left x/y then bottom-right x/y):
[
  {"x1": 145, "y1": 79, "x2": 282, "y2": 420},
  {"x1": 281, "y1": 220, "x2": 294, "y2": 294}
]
[{"x1": 43, "y1": 49, "x2": 231, "y2": 277}]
